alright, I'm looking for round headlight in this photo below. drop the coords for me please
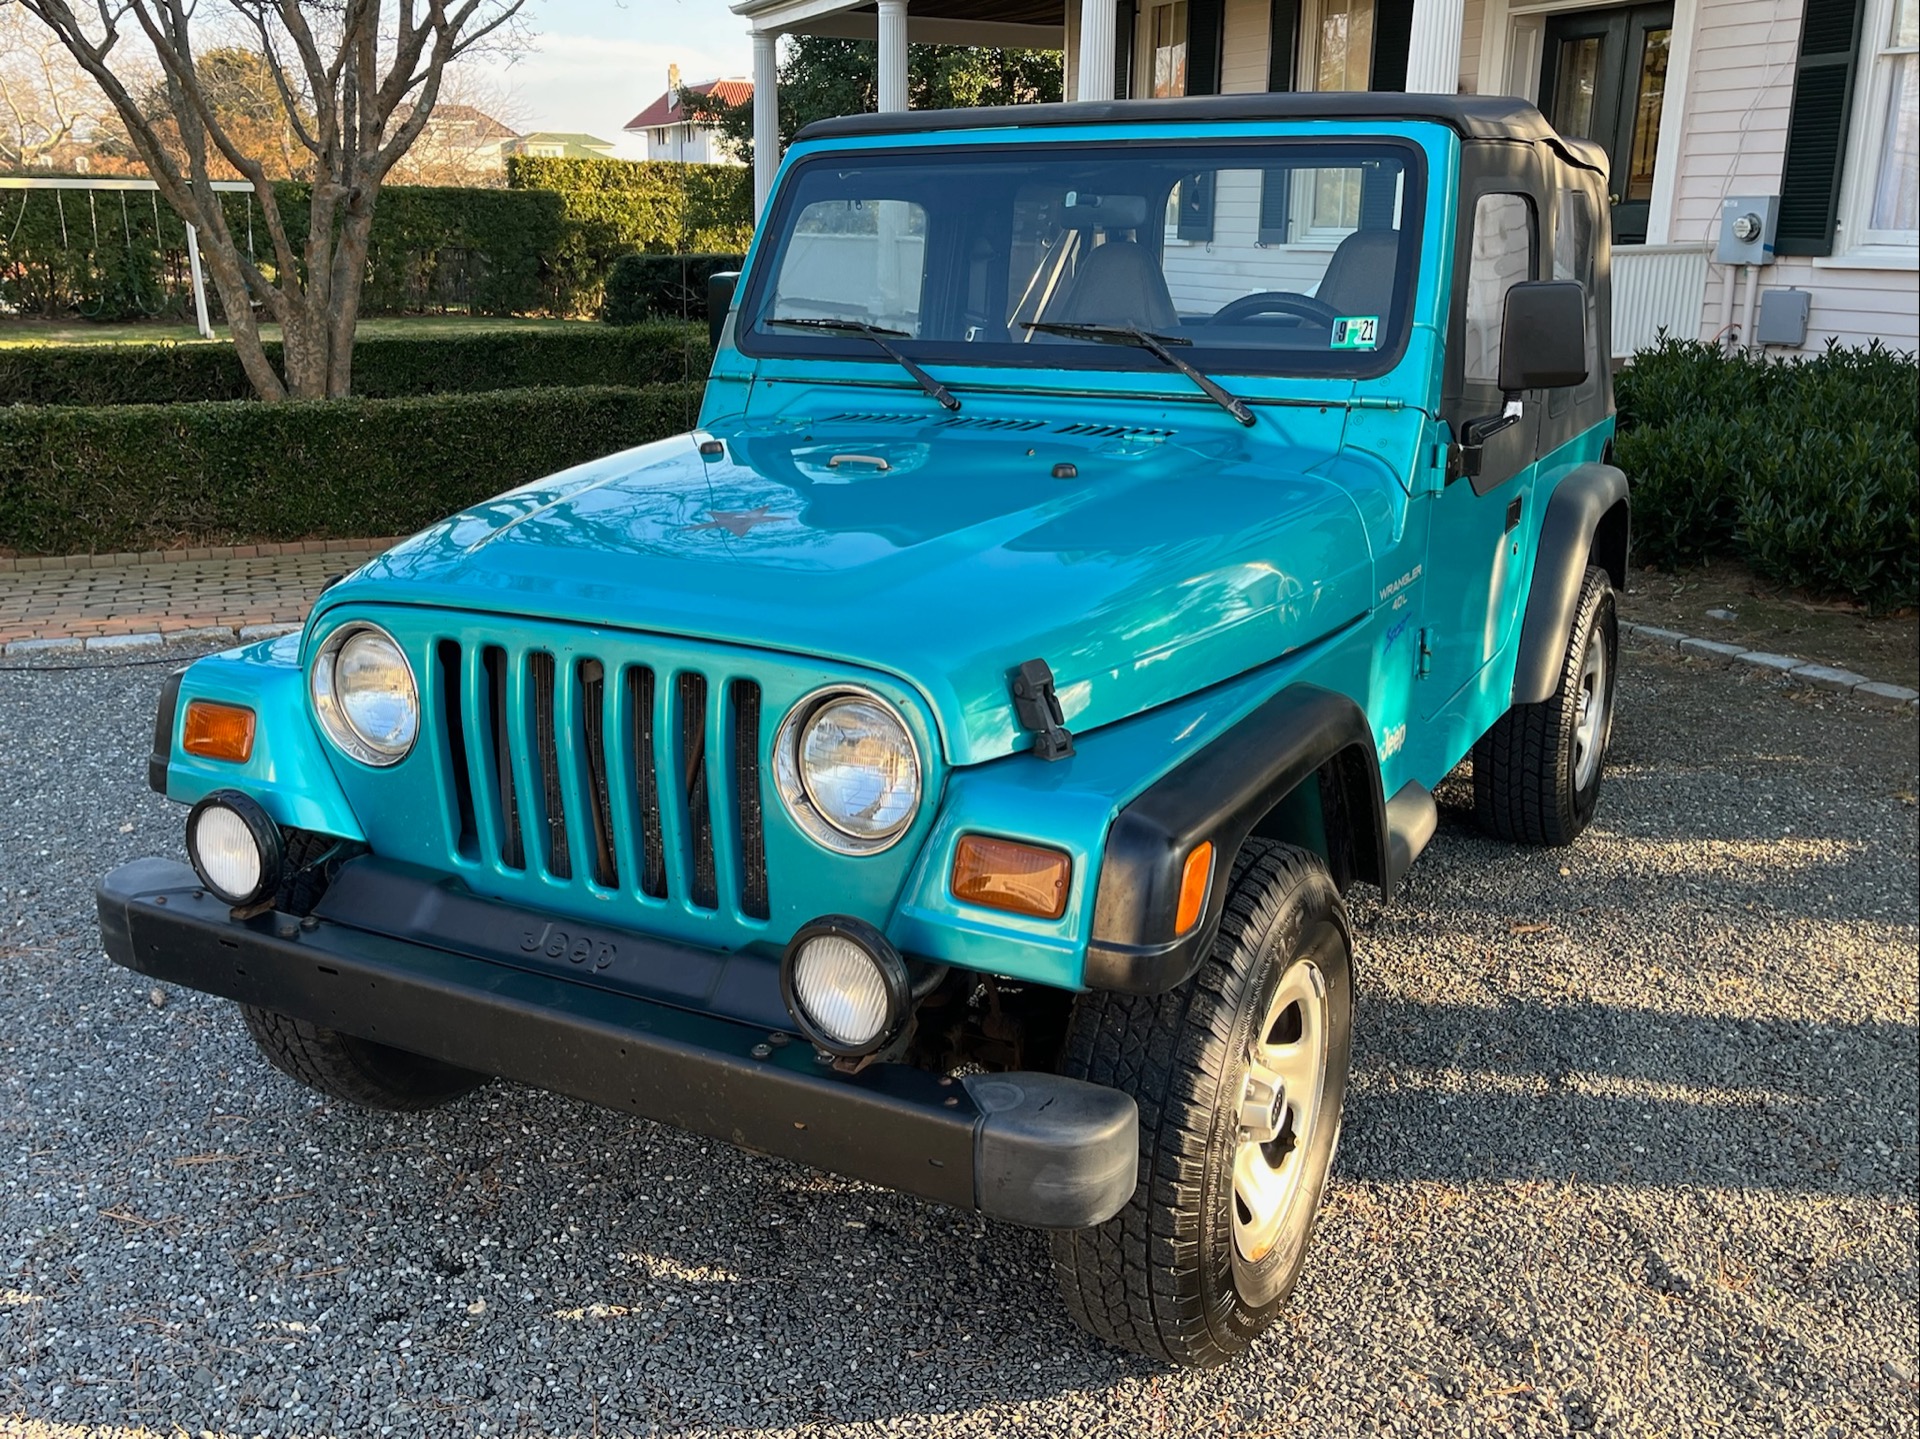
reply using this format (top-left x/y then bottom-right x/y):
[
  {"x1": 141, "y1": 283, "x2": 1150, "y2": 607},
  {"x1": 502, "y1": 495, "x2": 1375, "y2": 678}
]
[
  {"x1": 186, "y1": 791, "x2": 284, "y2": 907},
  {"x1": 312, "y1": 623, "x2": 418, "y2": 766},
  {"x1": 781, "y1": 916, "x2": 912, "y2": 1057},
  {"x1": 775, "y1": 688, "x2": 921, "y2": 854}
]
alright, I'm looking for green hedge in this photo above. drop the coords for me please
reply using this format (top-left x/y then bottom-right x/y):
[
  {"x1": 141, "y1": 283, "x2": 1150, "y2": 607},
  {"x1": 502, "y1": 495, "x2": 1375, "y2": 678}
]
[
  {"x1": 507, "y1": 156, "x2": 753, "y2": 316},
  {"x1": 0, "y1": 182, "x2": 566, "y2": 320},
  {"x1": 604, "y1": 253, "x2": 746, "y2": 325},
  {"x1": 1614, "y1": 337, "x2": 1918, "y2": 611},
  {"x1": 0, "y1": 322, "x2": 709, "y2": 405},
  {"x1": 0, "y1": 383, "x2": 703, "y2": 554}
]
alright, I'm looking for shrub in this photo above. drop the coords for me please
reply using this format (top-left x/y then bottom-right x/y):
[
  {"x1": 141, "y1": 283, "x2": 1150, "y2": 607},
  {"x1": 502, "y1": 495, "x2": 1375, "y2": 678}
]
[
  {"x1": 603, "y1": 253, "x2": 746, "y2": 325},
  {"x1": 1610, "y1": 413, "x2": 1758, "y2": 569},
  {"x1": 0, "y1": 322, "x2": 709, "y2": 405},
  {"x1": 506, "y1": 156, "x2": 753, "y2": 316},
  {"x1": 0, "y1": 383, "x2": 703, "y2": 555},
  {"x1": 1614, "y1": 336, "x2": 1919, "y2": 611},
  {"x1": 1738, "y1": 424, "x2": 1920, "y2": 609}
]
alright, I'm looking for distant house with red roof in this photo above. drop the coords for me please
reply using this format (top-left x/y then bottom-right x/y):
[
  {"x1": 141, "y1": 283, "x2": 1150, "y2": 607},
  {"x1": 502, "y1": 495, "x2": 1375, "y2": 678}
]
[{"x1": 624, "y1": 66, "x2": 751, "y2": 166}]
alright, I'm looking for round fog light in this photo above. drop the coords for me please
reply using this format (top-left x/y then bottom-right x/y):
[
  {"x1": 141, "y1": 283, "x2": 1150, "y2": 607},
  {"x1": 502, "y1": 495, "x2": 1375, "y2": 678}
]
[
  {"x1": 781, "y1": 916, "x2": 911, "y2": 1057},
  {"x1": 186, "y1": 791, "x2": 285, "y2": 907}
]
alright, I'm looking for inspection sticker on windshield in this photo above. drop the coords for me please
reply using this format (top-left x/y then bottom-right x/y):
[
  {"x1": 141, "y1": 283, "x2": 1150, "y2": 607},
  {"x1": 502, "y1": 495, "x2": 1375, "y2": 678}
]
[{"x1": 1330, "y1": 315, "x2": 1380, "y2": 350}]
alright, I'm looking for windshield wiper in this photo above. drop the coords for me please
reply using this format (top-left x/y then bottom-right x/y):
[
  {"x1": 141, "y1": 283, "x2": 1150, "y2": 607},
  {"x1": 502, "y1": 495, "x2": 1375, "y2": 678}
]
[
  {"x1": 765, "y1": 317, "x2": 960, "y2": 412},
  {"x1": 1022, "y1": 321, "x2": 1255, "y2": 427}
]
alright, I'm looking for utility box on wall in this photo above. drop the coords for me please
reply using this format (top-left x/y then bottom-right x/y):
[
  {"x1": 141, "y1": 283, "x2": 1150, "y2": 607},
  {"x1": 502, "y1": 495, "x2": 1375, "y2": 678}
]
[
  {"x1": 1757, "y1": 288, "x2": 1812, "y2": 347},
  {"x1": 1716, "y1": 195, "x2": 1780, "y2": 265}
]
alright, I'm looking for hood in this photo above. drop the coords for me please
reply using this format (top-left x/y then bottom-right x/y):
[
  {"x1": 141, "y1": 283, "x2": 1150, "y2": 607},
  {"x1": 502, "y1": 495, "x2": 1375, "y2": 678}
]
[{"x1": 327, "y1": 413, "x2": 1382, "y2": 765}]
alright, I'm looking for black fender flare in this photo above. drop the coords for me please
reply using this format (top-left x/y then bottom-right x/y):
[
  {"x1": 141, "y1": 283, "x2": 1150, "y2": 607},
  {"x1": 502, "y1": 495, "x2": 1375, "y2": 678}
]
[
  {"x1": 1083, "y1": 685, "x2": 1388, "y2": 995},
  {"x1": 1512, "y1": 462, "x2": 1630, "y2": 706}
]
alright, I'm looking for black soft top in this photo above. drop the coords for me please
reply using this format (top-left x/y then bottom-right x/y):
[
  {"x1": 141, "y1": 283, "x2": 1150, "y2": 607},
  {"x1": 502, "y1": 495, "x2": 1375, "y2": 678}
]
[{"x1": 796, "y1": 92, "x2": 1605, "y2": 172}]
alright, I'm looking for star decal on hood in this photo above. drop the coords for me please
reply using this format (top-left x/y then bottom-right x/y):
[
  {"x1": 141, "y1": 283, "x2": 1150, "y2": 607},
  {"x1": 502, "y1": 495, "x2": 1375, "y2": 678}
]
[{"x1": 683, "y1": 505, "x2": 793, "y2": 538}]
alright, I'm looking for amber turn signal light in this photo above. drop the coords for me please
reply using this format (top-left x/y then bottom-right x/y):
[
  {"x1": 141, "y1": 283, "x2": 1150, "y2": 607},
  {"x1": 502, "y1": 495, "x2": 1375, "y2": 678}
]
[
  {"x1": 950, "y1": 835, "x2": 1071, "y2": 920},
  {"x1": 181, "y1": 700, "x2": 256, "y2": 763},
  {"x1": 1174, "y1": 841, "x2": 1214, "y2": 936}
]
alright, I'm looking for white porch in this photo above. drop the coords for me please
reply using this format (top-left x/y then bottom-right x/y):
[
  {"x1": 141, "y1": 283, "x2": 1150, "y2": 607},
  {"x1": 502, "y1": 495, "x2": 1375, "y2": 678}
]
[{"x1": 729, "y1": 0, "x2": 1067, "y2": 215}]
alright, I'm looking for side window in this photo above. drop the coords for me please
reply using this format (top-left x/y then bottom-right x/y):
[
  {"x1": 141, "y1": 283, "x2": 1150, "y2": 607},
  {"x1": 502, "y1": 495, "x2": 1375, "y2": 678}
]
[
  {"x1": 1552, "y1": 186, "x2": 1591, "y2": 287},
  {"x1": 768, "y1": 199, "x2": 928, "y2": 335},
  {"x1": 1553, "y1": 185, "x2": 1600, "y2": 409},
  {"x1": 1462, "y1": 193, "x2": 1535, "y2": 385}
]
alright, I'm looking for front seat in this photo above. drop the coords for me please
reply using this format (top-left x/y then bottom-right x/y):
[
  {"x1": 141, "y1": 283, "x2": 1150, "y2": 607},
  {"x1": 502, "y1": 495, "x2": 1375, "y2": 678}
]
[
  {"x1": 1053, "y1": 239, "x2": 1180, "y2": 331},
  {"x1": 1314, "y1": 228, "x2": 1400, "y2": 317}
]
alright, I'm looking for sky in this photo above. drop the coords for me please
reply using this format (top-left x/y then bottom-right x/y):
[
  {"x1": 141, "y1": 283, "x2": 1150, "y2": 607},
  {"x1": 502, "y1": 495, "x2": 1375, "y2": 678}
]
[{"x1": 469, "y1": 0, "x2": 755, "y2": 157}]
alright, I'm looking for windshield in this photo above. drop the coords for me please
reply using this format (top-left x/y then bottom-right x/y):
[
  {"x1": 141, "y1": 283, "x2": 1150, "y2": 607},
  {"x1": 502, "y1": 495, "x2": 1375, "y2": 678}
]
[{"x1": 738, "y1": 139, "x2": 1425, "y2": 379}]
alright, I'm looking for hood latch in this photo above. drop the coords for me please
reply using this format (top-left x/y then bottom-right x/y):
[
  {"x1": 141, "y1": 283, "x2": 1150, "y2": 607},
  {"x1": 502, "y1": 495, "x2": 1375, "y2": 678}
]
[{"x1": 1011, "y1": 658, "x2": 1075, "y2": 762}]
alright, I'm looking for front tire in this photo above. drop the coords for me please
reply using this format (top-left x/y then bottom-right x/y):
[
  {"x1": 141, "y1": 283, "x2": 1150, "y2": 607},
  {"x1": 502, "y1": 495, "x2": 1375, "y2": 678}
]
[
  {"x1": 1050, "y1": 840, "x2": 1353, "y2": 1366},
  {"x1": 241, "y1": 1006, "x2": 488, "y2": 1111},
  {"x1": 1473, "y1": 564, "x2": 1618, "y2": 846}
]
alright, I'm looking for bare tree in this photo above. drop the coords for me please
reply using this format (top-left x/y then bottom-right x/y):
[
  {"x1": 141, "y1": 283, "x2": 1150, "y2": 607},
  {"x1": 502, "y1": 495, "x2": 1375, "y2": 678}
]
[
  {"x1": 384, "y1": 64, "x2": 525, "y2": 187},
  {"x1": 6, "y1": 0, "x2": 528, "y2": 399},
  {"x1": 0, "y1": 6, "x2": 123, "y2": 168}
]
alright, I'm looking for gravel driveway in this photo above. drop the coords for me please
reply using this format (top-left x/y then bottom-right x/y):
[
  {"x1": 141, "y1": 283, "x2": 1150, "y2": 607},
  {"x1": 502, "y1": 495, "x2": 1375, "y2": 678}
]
[{"x1": 2, "y1": 641, "x2": 1915, "y2": 1438}]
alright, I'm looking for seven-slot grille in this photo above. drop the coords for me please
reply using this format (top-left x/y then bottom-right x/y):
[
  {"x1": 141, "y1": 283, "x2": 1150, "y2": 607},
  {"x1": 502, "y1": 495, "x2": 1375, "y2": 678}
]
[{"x1": 433, "y1": 639, "x2": 769, "y2": 921}]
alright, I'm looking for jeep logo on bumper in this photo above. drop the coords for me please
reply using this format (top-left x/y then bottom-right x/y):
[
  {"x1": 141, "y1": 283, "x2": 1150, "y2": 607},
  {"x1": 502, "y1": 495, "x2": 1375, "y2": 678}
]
[{"x1": 520, "y1": 923, "x2": 617, "y2": 972}]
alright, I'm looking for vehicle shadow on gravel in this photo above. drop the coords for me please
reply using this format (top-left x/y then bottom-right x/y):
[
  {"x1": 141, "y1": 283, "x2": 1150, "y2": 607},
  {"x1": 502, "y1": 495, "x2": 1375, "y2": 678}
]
[{"x1": 1338, "y1": 993, "x2": 1916, "y2": 1197}]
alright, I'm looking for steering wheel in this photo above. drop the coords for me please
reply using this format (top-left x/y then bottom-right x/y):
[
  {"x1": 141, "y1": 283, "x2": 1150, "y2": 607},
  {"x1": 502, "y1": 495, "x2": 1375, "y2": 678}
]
[{"x1": 1206, "y1": 291, "x2": 1343, "y2": 328}]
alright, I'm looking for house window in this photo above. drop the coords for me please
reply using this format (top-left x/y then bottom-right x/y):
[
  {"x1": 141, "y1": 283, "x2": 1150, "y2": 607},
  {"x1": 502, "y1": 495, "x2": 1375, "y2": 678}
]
[
  {"x1": 1306, "y1": 0, "x2": 1374, "y2": 92},
  {"x1": 1865, "y1": 0, "x2": 1918, "y2": 240},
  {"x1": 1150, "y1": 1, "x2": 1190, "y2": 97},
  {"x1": 1291, "y1": 1, "x2": 1376, "y2": 233}
]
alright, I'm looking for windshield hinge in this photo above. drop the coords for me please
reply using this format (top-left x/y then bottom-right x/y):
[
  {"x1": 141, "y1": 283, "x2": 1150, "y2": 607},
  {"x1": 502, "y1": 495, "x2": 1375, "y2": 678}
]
[{"x1": 1010, "y1": 659, "x2": 1075, "y2": 762}]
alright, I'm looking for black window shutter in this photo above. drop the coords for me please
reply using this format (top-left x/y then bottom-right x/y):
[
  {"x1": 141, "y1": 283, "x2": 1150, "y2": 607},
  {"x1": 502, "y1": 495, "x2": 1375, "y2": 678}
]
[
  {"x1": 1370, "y1": 0, "x2": 1417, "y2": 93},
  {"x1": 1358, "y1": 160, "x2": 1398, "y2": 228},
  {"x1": 1178, "y1": 171, "x2": 1217, "y2": 240},
  {"x1": 1267, "y1": 0, "x2": 1300, "y2": 92},
  {"x1": 1777, "y1": 0, "x2": 1865, "y2": 256},
  {"x1": 1259, "y1": 167, "x2": 1293, "y2": 243},
  {"x1": 1259, "y1": 0, "x2": 1300, "y2": 242},
  {"x1": 1186, "y1": 0, "x2": 1224, "y2": 95},
  {"x1": 1176, "y1": 0, "x2": 1224, "y2": 241},
  {"x1": 1115, "y1": 0, "x2": 1137, "y2": 99}
]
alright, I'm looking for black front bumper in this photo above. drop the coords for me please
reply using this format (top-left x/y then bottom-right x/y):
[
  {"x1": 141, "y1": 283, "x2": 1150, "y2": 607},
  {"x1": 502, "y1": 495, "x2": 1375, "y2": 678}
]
[{"x1": 98, "y1": 859, "x2": 1138, "y2": 1229}]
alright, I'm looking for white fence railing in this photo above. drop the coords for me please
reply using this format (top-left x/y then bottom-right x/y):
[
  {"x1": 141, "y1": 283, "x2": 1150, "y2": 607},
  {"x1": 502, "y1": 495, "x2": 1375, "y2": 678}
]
[{"x1": 1611, "y1": 242, "x2": 1711, "y2": 358}]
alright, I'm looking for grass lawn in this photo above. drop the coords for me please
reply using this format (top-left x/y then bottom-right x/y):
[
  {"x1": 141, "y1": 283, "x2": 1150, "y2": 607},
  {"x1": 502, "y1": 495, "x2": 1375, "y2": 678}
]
[{"x1": 0, "y1": 314, "x2": 593, "y2": 347}]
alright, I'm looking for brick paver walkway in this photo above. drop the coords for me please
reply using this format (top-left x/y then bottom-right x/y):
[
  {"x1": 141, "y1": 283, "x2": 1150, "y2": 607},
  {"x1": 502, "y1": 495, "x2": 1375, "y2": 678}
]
[{"x1": 0, "y1": 541, "x2": 395, "y2": 653}]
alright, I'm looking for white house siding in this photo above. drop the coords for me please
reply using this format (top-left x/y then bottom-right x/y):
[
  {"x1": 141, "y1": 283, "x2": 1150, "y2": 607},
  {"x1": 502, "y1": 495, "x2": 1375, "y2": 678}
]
[
  {"x1": 1222, "y1": 0, "x2": 1272, "y2": 92},
  {"x1": 1459, "y1": 0, "x2": 1486, "y2": 91},
  {"x1": 1667, "y1": 0, "x2": 1917, "y2": 350}
]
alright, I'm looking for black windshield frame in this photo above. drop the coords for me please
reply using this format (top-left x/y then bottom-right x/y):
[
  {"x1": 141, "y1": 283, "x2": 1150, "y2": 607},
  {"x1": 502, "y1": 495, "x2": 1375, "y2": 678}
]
[{"x1": 735, "y1": 136, "x2": 1428, "y2": 383}]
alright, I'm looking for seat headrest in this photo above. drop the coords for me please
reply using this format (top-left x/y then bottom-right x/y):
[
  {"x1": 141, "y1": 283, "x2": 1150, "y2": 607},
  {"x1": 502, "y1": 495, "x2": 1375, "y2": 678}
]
[{"x1": 1053, "y1": 238, "x2": 1181, "y2": 330}]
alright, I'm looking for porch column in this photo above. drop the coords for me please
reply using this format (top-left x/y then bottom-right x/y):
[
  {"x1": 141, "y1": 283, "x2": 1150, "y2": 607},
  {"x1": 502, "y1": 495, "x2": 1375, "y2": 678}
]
[
  {"x1": 1403, "y1": 0, "x2": 1467, "y2": 94},
  {"x1": 877, "y1": 0, "x2": 910, "y2": 111},
  {"x1": 752, "y1": 29, "x2": 780, "y2": 218},
  {"x1": 1077, "y1": 0, "x2": 1116, "y2": 102}
]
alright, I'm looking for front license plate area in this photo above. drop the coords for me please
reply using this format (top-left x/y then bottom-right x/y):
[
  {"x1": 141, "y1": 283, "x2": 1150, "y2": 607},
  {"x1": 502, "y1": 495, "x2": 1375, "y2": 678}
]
[{"x1": 313, "y1": 858, "x2": 789, "y2": 1032}]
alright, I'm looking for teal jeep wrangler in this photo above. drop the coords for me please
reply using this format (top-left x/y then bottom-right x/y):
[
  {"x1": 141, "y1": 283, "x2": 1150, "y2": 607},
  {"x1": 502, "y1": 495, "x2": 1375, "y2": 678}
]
[{"x1": 101, "y1": 93, "x2": 1628, "y2": 1366}]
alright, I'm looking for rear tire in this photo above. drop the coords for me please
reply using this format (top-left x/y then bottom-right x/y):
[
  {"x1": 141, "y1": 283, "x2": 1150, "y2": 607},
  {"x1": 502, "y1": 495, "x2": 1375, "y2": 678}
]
[
  {"x1": 241, "y1": 1006, "x2": 488, "y2": 1111},
  {"x1": 1473, "y1": 564, "x2": 1618, "y2": 846},
  {"x1": 1049, "y1": 840, "x2": 1353, "y2": 1366}
]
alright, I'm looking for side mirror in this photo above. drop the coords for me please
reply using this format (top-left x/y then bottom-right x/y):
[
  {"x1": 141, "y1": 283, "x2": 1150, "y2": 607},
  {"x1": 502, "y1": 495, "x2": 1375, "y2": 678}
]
[
  {"x1": 1457, "y1": 281, "x2": 1590, "y2": 480},
  {"x1": 707, "y1": 270, "x2": 740, "y2": 351},
  {"x1": 1497, "y1": 280, "x2": 1589, "y2": 392}
]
